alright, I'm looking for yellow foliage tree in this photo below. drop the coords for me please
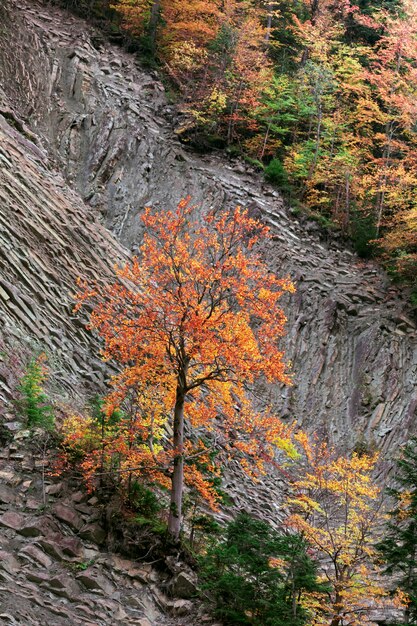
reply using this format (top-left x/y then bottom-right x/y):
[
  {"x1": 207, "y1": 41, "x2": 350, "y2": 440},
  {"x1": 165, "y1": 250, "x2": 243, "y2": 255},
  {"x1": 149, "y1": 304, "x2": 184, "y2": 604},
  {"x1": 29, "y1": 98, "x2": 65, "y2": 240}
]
[{"x1": 286, "y1": 435, "x2": 402, "y2": 626}]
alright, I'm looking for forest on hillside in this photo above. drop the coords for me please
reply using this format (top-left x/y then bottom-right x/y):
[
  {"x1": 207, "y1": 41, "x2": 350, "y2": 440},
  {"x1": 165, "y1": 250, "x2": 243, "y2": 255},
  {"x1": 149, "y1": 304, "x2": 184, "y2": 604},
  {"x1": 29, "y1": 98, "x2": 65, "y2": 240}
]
[
  {"x1": 4, "y1": 1, "x2": 417, "y2": 623},
  {"x1": 56, "y1": 0, "x2": 417, "y2": 297}
]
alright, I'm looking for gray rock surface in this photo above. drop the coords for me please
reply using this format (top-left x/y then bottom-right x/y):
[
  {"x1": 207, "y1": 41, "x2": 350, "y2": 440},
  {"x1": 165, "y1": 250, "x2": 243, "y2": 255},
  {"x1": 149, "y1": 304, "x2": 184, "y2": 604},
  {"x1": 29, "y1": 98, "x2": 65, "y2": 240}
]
[
  {"x1": 1, "y1": 0, "x2": 416, "y2": 462},
  {"x1": 0, "y1": 111, "x2": 127, "y2": 404},
  {"x1": 0, "y1": 0, "x2": 411, "y2": 623},
  {"x1": 0, "y1": 422, "x2": 205, "y2": 625}
]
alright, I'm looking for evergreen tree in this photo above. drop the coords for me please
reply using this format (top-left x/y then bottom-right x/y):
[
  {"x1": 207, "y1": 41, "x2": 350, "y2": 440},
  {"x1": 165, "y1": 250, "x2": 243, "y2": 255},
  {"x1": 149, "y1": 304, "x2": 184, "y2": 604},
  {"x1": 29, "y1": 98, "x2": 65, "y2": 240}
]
[
  {"x1": 18, "y1": 356, "x2": 54, "y2": 431},
  {"x1": 379, "y1": 437, "x2": 417, "y2": 624},
  {"x1": 199, "y1": 512, "x2": 328, "y2": 626}
]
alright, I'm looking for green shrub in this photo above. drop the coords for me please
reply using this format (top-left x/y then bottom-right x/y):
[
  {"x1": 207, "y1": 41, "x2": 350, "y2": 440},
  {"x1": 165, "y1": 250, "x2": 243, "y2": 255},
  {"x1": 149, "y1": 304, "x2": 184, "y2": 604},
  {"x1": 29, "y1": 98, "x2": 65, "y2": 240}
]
[
  {"x1": 130, "y1": 481, "x2": 161, "y2": 517},
  {"x1": 199, "y1": 512, "x2": 327, "y2": 626},
  {"x1": 134, "y1": 515, "x2": 167, "y2": 536},
  {"x1": 309, "y1": 211, "x2": 337, "y2": 230},
  {"x1": 265, "y1": 158, "x2": 290, "y2": 189},
  {"x1": 349, "y1": 210, "x2": 378, "y2": 258},
  {"x1": 18, "y1": 356, "x2": 54, "y2": 430},
  {"x1": 243, "y1": 155, "x2": 264, "y2": 170}
]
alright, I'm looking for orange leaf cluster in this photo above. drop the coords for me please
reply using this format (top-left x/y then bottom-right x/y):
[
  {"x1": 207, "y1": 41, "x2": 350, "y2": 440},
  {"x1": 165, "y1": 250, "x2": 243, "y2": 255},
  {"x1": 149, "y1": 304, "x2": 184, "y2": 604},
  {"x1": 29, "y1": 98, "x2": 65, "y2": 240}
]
[{"x1": 74, "y1": 199, "x2": 295, "y2": 535}]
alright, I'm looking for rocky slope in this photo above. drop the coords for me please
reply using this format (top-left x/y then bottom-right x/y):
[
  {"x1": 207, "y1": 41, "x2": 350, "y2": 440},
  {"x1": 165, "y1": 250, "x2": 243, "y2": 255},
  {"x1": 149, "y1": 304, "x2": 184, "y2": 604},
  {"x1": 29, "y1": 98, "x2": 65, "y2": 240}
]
[
  {"x1": 1, "y1": 0, "x2": 417, "y2": 459},
  {"x1": 0, "y1": 112, "x2": 128, "y2": 405},
  {"x1": 0, "y1": 420, "x2": 208, "y2": 626},
  {"x1": 0, "y1": 1, "x2": 415, "y2": 623}
]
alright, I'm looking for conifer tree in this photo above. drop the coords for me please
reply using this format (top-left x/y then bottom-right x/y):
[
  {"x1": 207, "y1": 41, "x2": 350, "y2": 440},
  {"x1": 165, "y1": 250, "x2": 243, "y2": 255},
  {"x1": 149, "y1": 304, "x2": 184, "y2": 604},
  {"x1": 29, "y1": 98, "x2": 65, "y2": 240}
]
[
  {"x1": 18, "y1": 356, "x2": 54, "y2": 431},
  {"x1": 378, "y1": 437, "x2": 417, "y2": 624},
  {"x1": 199, "y1": 512, "x2": 328, "y2": 626}
]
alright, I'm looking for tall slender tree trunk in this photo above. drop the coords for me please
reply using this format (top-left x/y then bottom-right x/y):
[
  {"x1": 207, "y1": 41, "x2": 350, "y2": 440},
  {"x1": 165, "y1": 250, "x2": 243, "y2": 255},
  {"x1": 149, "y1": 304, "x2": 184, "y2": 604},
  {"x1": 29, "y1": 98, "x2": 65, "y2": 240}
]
[
  {"x1": 265, "y1": 2, "x2": 273, "y2": 43},
  {"x1": 168, "y1": 387, "x2": 185, "y2": 541},
  {"x1": 345, "y1": 172, "x2": 350, "y2": 227},
  {"x1": 227, "y1": 80, "x2": 244, "y2": 144},
  {"x1": 300, "y1": 0, "x2": 319, "y2": 65},
  {"x1": 330, "y1": 586, "x2": 343, "y2": 626},
  {"x1": 259, "y1": 121, "x2": 271, "y2": 160},
  {"x1": 375, "y1": 121, "x2": 394, "y2": 237},
  {"x1": 148, "y1": 0, "x2": 161, "y2": 54},
  {"x1": 375, "y1": 50, "x2": 402, "y2": 237}
]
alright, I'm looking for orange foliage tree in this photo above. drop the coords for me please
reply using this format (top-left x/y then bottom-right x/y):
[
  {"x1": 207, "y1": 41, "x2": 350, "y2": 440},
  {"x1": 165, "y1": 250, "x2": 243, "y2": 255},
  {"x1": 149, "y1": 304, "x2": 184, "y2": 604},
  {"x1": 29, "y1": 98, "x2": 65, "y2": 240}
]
[
  {"x1": 286, "y1": 435, "x2": 400, "y2": 626},
  {"x1": 76, "y1": 199, "x2": 295, "y2": 540},
  {"x1": 111, "y1": 0, "x2": 271, "y2": 144}
]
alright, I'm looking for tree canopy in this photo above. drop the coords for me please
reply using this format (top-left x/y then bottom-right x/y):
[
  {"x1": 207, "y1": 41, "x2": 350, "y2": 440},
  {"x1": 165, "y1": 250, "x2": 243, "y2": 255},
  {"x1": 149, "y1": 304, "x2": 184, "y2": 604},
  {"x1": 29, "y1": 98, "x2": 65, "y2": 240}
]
[{"x1": 76, "y1": 199, "x2": 295, "y2": 539}]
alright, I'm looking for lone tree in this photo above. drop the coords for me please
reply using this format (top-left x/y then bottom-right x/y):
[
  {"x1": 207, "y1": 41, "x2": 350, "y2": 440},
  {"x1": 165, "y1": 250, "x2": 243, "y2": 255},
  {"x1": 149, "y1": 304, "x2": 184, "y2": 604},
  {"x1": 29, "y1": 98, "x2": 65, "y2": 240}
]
[{"x1": 76, "y1": 199, "x2": 295, "y2": 540}]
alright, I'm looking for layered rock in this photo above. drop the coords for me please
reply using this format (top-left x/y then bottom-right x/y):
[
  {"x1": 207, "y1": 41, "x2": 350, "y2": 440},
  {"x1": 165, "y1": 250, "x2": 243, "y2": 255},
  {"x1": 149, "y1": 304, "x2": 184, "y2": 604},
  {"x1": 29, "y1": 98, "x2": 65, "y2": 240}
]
[
  {"x1": 1, "y1": 0, "x2": 417, "y2": 461},
  {"x1": 0, "y1": 102, "x2": 127, "y2": 403},
  {"x1": 0, "y1": 422, "x2": 203, "y2": 626}
]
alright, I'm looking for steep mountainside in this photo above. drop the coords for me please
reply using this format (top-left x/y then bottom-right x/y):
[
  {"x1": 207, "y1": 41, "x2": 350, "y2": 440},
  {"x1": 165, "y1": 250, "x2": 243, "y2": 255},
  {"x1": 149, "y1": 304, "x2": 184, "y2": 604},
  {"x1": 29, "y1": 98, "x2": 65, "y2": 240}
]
[
  {"x1": 1, "y1": 0, "x2": 417, "y2": 461},
  {"x1": 0, "y1": 429, "x2": 199, "y2": 626},
  {"x1": 0, "y1": 110, "x2": 127, "y2": 403}
]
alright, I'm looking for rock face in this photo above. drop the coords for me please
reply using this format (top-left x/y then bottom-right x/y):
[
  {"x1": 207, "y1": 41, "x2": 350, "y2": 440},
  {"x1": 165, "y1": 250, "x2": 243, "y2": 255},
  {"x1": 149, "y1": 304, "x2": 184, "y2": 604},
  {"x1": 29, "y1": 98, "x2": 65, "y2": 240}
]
[
  {"x1": 0, "y1": 109, "x2": 127, "y2": 402},
  {"x1": 0, "y1": 424, "x2": 201, "y2": 626},
  {"x1": 1, "y1": 0, "x2": 417, "y2": 462}
]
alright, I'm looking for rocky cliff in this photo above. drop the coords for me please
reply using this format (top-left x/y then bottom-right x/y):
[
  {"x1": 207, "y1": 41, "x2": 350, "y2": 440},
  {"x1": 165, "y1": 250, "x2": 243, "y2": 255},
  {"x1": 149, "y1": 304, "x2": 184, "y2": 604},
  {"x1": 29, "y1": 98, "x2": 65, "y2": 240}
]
[
  {"x1": 1, "y1": 0, "x2": 417, "y2": 460},
  {"x1": 0, "y1": 1, "x2": 415, "y2": 623},
  {"x1": 0, "y1": 425, "x2": 206, "y2": 626}
]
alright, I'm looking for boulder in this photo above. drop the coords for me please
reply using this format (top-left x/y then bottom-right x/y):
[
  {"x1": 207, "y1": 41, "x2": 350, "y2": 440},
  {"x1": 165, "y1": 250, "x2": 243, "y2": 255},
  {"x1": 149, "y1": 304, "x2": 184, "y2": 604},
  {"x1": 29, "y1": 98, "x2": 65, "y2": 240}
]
[
  {"x1": 71, "y1": 491, "x2": 87, "y2": 503},
  {"x1": 0, "y1": 550, "x2": 21, "y2": 574},
  {"x1": 58, "y1": 535, "x2": 85, "y2": 559},
  {"x1": 26, "y1": 571, "x2": 50, "y2": 584},
  {"x1": 25, "y1": 496, "x2": 41, "y2": 510},
  {"x1": 107, "y1": 554, "x2": 132, "y2": 574},
  {"x1": 167, "y1": 599, "x2": 194, "y2": 617},
  {"x1": 2, "y1": 421, "x2": 21, "y2": 432},
  {"x1": 13, "y1": 431, "x2": 31, "y2": 442},
  {"x1": 17, "y1": 519, "x2": 44, "y2": 538},
  {"x1": 170, "y1": 570, "x2": 198, "y2": 599},
  {"x1": 112, "y1": 606, "x2": 128, "y2": 621},
  {"x1": 79, "y1": 522, "x2": 106, "y2": 545},
  {"x1": 19, "y1": 544, "x2": 53, "y2": 568},
  {"x1": 153, "y1": 586, "x2": 193, "y2": 616},
  {"x1": 45, "y1": 482, "x2": 63, "y2": 496},
  {"x1": 76, "y1": 569, "x2": 116, "y2": 595},
  {"x1": 74, "y1": 503, "x2": 94, "y2": 515},
  {"x1": 0, "y1": 485, "x2": 15, "y2": 504},
  {"x1": 126, "y1": 565, "x2": 152, "y2": 584},
  {"x1": 43, "y1": 573, "x2": 81, "y2": 601},
  {"x1": 0, "y1": 470, "x2": 21, "y2": 486},
  {"x1": 52, "y1": 503, "x2": 83, "y2": 531},
  {"x1": 35, "y1": 534, "x2": 84, "y2": 562},
  {"x1": 0, "y1": 511, "x2": 24, "y2": 530}
]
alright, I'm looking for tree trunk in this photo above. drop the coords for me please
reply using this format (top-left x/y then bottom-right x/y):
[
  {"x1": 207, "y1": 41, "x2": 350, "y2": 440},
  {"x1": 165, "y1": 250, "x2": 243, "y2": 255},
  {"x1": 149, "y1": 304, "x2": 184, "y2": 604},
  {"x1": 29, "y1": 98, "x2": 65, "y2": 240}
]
[
  {"x1": 375, "y1": 120, "x2": 394, "y2": 237},
  {"x1": 168, "y1": 387, "x2": 185, "y2": 541},
  {"x1": 265, "y1": 3, "x2": 273, "y2": 43},
  {"x1": 148, "y1": 0, "x2": 161, "y2": 53},
  {"x1": 330, "y1": 589, "x2": 343, "y2": 626},
  {"x1": 227, "y1": 80, "x2": 243, "y2": 144},
  {"x1": 345, "y1": 172, "x2": 350, "y2": 227},
  {"x1": 300, "y1": 0, "x2": 319, "y2": 65},
  {"x1": 259, "y1": 121, "x2": 271, "y2": 160}
]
